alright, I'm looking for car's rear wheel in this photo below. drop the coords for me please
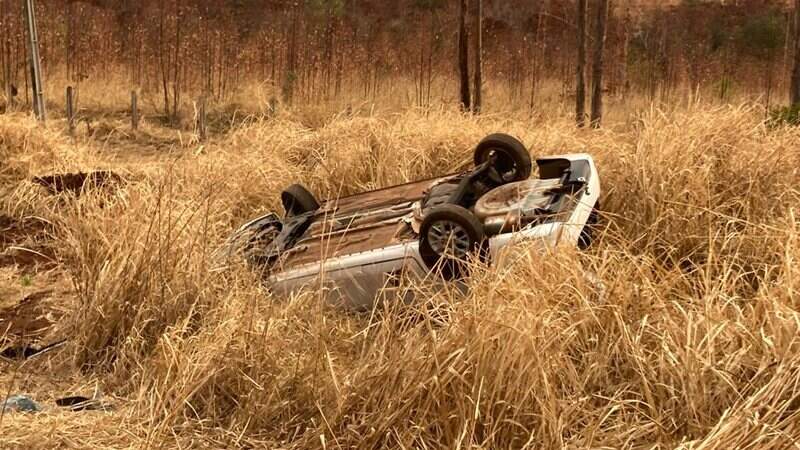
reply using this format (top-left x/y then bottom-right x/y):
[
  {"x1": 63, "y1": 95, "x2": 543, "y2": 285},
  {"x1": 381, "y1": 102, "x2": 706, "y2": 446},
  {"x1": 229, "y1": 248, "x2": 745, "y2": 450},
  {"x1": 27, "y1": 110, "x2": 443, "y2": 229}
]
[
  {"x1": 419, "y1": 205, "x2": 484, "y2": 279},
  {"x1": 474, "y1": 134, "x2": 532, "y2": 184},
  {"x1": 281, "y1": 184, "x2": 320, "y2": 217}
]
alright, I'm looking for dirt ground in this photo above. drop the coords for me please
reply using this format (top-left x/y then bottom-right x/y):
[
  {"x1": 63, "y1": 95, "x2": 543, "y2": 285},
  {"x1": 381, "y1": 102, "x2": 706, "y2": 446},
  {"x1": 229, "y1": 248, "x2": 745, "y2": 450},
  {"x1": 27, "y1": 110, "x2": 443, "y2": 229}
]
[{"x1": 0, "y1": 213, "x2": 64, "y2": 340}]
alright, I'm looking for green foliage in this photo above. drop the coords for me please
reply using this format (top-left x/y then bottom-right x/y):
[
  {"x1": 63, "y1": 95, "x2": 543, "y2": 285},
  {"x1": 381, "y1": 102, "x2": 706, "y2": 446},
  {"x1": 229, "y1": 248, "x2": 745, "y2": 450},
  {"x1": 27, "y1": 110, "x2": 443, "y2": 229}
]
[
  {"x1": 769, "y1": 104, "x2": 800, "y2": 127},
  {"x1": 736, "y1": 12, "x2": 784, "y2": 60}
]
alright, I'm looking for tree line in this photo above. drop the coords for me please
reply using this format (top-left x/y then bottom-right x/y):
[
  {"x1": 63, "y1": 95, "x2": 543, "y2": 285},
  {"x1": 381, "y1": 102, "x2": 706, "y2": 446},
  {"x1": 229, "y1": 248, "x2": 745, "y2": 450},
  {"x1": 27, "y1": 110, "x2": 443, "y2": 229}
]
[{"x1": 1, "y1": 0, "x2": 799, "y2": 125}]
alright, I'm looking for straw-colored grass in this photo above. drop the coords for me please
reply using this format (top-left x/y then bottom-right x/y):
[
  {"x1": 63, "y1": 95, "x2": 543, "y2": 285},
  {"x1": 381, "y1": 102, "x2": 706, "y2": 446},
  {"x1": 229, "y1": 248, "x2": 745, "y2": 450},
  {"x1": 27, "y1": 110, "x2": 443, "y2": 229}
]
[{"x1": 0, "y1": 98, "x2": 799, "y2": 449}]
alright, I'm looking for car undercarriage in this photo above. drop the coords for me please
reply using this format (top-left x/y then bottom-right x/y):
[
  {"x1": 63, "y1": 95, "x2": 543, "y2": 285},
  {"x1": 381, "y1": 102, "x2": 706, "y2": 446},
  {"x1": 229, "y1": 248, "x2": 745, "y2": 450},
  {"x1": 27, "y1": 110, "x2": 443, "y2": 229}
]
[{"x1": 225, "y1": 134, "x2": 601, "y2": 309}]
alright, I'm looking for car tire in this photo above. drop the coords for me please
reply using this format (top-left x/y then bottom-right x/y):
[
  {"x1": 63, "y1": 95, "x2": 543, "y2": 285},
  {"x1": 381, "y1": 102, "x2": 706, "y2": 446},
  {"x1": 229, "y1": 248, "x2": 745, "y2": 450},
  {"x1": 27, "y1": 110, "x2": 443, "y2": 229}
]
[
  {"x1": 281, "y1": 184, "x2": 320, "y2": 216},
  {"x1": 419, "y1": 204, "x2": 485, "y2": 279},
  {"x1": 474, "y1": 133, "x2": 532, "y2": 184}
]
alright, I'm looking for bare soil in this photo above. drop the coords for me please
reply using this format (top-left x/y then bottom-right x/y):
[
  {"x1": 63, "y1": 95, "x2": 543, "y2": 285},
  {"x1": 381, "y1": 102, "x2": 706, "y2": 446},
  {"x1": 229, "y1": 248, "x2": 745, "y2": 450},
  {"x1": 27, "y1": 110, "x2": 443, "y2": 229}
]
[
  {"x1": 31, "y1": 171, "x2": 122, "y2": 196},
  {"x1": 0, "y1": 215, "x2": 55, "y2": 270},
  {"x1": 0, "y1": 290, "x2": 55, "y2": 342},
  {"x1": 0, "y1": 215, "x2": 69, "y2": 354}
]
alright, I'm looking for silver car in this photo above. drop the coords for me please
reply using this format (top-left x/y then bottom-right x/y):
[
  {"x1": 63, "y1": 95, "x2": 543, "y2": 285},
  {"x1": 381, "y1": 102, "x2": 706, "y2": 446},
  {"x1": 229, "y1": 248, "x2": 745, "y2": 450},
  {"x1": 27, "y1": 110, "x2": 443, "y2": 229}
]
[{"x1": 227, "y1": 134, "x2": 601, "y2": 309}]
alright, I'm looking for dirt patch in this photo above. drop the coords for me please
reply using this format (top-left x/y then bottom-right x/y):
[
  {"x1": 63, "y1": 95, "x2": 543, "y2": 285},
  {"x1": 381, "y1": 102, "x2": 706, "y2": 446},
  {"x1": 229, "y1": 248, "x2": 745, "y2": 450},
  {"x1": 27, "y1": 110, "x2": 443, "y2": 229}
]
[
  {"x1": 0, "y1": 215, "x2": 49, "y2": 245},
  {"x1": 0, "y1": 267, "x2": 73, "y2": 362},
  {"x1": 0, "y1": 249, "x2": 55, "y2": 270},
  {"x1": 32, "y1": 171, "x2": 122, "y2": 196},
  {"x1": 0, "y1": 215, "x2": 54, "y2": 269},
  {"x1": 0, "y1": 290, "x2": 55, "y2": 342}
]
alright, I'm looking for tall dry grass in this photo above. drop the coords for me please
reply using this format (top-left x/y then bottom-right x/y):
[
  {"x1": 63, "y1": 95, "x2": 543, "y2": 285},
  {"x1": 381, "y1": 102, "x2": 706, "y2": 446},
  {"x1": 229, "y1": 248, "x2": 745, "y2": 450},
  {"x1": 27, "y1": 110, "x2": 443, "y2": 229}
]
[{"x1": 0, "y1": 100, "x2": 799, "y2": 448}]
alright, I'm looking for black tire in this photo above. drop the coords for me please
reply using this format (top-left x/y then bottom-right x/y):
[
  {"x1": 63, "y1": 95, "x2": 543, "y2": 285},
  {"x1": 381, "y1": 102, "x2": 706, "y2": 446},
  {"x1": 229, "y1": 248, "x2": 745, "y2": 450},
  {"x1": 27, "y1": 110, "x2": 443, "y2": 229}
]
[
  {"x1": 281, "y1": 184, "x2": 320, "y2": 216},
  {"x1": 578, "y1": 204, "x2": 600, "y2": 250},
  {"x1": 419, "y1": 204, "x2": 484, "y2": 279},
  {"x1": 473, "y1": 133, "x2": 532, "y2": 183}
]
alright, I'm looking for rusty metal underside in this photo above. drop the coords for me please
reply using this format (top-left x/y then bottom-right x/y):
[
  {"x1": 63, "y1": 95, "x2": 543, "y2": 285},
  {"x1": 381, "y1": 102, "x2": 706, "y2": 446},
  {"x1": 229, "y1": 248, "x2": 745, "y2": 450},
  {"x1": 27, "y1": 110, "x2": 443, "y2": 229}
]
[{"x1": 279, "y1": 177, "x2": 442, "y2": 269}]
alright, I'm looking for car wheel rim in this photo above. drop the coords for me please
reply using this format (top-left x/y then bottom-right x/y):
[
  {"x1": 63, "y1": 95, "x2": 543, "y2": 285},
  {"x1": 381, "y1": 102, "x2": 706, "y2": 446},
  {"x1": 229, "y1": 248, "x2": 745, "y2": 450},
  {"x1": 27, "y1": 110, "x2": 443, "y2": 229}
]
[
  {"x1": 489, "y1": 149, "x2": 517, "y2": 182},
  {"x1": 427, "y1": 221, "x2": 471, "y2": 259}
]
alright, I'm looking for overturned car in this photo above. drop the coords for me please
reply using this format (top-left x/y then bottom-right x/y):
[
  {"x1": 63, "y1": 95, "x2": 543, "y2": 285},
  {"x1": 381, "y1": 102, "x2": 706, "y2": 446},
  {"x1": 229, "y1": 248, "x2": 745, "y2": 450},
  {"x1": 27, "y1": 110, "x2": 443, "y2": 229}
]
[{"x1": 226, "y1": 134, "x2": 600, "y2": 309}]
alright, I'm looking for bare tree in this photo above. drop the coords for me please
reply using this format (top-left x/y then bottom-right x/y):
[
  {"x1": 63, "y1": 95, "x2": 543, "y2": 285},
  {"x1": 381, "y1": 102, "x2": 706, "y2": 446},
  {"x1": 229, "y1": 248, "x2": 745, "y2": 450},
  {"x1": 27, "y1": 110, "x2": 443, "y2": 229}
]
[
  {"x1": 65, "y1": 0, "x2": 74, "y2": 82},
  {"x1": 619, "y1": 7, "x2": 631, "y2": 95},
  {"x1": 172, "y1": 0, "x2": 184, "y2": 121},
  {"x1": 576, "y1": 0, "x2": 587, "y2": 127},
  {"x1": 472, "y1": 0, "x2": 482, "y2": 113},
  {"x1": 792, "y1": 0, "x2": 800, "y2": 105},
  {"x1": 322, "y1": 3, "x2": 337, "y2": 100},
  {"x1": 158, "y1": 0, "x2": 169, "y2": 117},
  {"x1": 1, "y1": 0, "x2": 13, "y2": 107},
  {"x1": 458, "y1": 0, "x2": 470, "y2": 111},
  {"x1": 412, "y1": 0, "x2": 443, "y2": 107},
  {"x1": 590, "y1": 0, "x2": 610, "y2": 128},
  {"x1": 529, "y1": 0, "x2": 549, "y2": 110},
  {"x1": 202, "y1": 1, "x2": 212, "y2": 96},
  {"x1": 284, "y1": 5, "x2": 299, "y2": 105}
]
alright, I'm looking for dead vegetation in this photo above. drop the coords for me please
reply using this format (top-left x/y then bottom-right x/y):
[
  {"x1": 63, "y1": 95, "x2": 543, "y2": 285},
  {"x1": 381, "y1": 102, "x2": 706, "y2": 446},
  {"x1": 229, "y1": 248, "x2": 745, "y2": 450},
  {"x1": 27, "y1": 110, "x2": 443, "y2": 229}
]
[{"x1": 0, "y1": 100, "x2": 799, "y2": 449}]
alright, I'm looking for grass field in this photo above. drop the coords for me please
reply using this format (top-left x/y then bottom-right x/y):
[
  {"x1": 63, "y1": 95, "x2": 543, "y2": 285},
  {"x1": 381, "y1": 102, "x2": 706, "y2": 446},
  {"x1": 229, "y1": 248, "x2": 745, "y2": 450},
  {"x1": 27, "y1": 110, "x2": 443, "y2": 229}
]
[{"x1": 1, "y1": 93, "x2": 799, "y2": 448}]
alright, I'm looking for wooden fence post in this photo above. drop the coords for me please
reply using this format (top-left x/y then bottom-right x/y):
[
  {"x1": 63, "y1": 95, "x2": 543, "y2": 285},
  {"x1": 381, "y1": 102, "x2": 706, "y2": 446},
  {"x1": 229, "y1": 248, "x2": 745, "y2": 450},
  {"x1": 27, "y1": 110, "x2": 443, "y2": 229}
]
[
  {"x1": 66, "y1": 86, "x2": 75, "y2": 136},
  {"x1": 131, "y1": 90, "x2": 139, "y2": 131}
]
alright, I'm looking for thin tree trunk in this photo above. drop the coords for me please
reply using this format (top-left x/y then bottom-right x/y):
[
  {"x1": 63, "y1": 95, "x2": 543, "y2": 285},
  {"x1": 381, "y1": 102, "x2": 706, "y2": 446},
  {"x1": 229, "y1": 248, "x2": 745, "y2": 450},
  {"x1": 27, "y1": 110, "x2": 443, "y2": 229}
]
[
  {"x1": 621, "y1": 8, "x2": 630, "y2": 94},
  {"x1": 204, "y1": 3, "x2": 211, "y2": 95},
  {"x1": 158, "y1": 0, "x2": 169, "y2": 117},
  {"x1": 590, "y1": 0, "x2": 610, "y2": 128},
  {"x1": 791, "y1": 0, "x2": 800, "y2": 105},
  {"x1": 2, "y1": 0, "x2": 11, "y2": 105},
  {"x1": 65, "y1": 0, "x2": 72, "y2": 82},
  {"x1": 530, "y1": 0, "x2": 549, "y2": 111},
  {"x1": 766, "y1": 57, "x2": 774, "y2": 113},
  {"x1": 323, "y1": 8, "x2": 335, "y2": 100},
  {"x1": 576, "y1": 0, "x2": 587, "y2": 127},
  {"x1": 782, "y1": 10, "x2": 791, "y2": 96},
  {"x1": 284, "y1": 6, "x2": 299, "y2": 105},
  {"x1": 417, "y1": 35, "x2": 425, "y2": 106},
  {"x1": 458, "y1": 0, "x2": 470, "y2": 111},
  {"x1": 270, "y1": 31, "x2": 277, "y2": 89},
  {"x1": 427, "y1": 11, "x2": 437, "y2": 106},
  {"x1": 217, "y1": 41, "x2": 224, "y2": 100},
  {"x1": 472, "y1": 0, "x2": 482, "y2": 113},
  {"x1": 172, "y1": 0, "x2": 183, "y2": 122},
  {"x1": 334, "y1": 31, "x2": 344, "y2": 98}
]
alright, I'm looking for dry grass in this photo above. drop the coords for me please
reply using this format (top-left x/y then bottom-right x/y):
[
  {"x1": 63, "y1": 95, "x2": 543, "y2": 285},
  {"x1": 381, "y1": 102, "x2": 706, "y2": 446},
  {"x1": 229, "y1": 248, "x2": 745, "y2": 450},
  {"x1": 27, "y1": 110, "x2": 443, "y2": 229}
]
[{"x1": 0, "y1": 96, "x2": 799, "y2": 449}]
